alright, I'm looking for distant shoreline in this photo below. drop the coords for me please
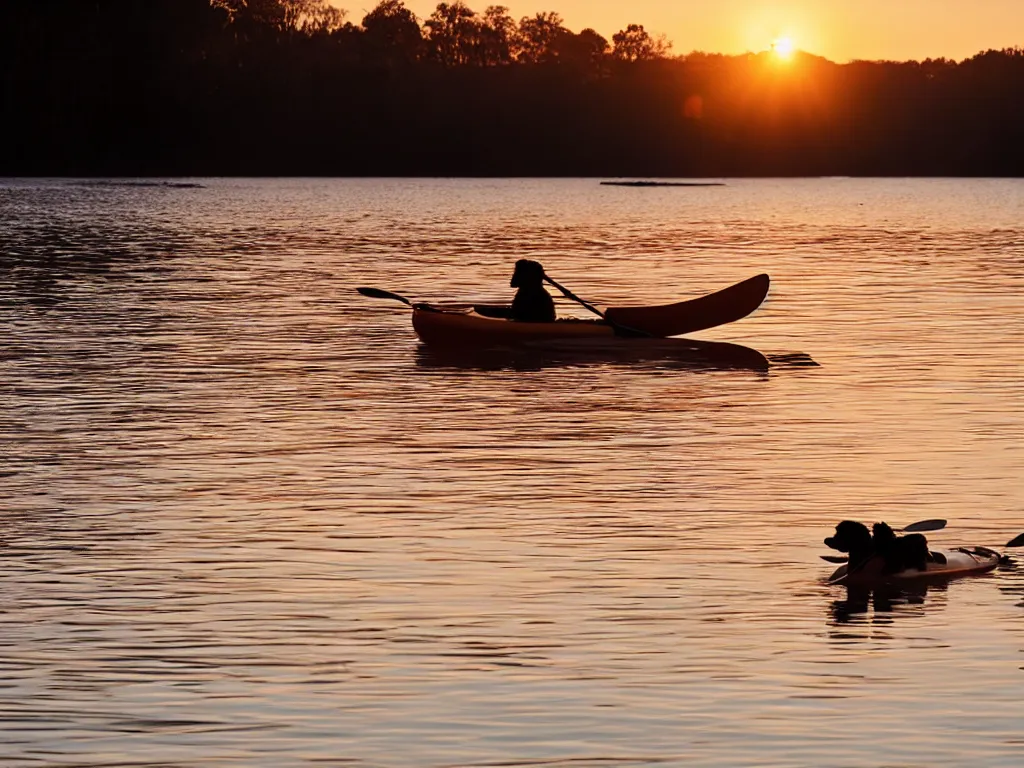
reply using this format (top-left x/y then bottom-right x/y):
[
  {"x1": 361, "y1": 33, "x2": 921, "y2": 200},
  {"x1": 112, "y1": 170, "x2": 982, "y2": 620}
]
[
  {"x1": 5, "y1": 176, "x2": 1024, "y2": 182},
  {"x1": 600, "y1": 181, "x2": 726, "y2": 187}
]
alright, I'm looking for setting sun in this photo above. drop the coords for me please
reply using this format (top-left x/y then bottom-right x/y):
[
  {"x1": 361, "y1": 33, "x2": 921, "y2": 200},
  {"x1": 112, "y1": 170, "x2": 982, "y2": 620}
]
[{"x1": 771, "y1": 36, "x2": 795, "y2": 59}]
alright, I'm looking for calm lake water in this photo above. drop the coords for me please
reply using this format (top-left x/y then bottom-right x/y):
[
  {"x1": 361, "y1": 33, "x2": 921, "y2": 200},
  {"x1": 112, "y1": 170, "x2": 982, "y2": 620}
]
[{"x1": 2, "y1": 177, "x2": 1024, "y2": 767}]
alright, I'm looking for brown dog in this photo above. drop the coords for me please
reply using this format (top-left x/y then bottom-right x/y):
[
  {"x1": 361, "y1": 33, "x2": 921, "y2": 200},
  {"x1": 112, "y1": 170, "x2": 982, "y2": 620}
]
[{"x1": 825, "y1": 520, "x2": 934, "y2": 575}]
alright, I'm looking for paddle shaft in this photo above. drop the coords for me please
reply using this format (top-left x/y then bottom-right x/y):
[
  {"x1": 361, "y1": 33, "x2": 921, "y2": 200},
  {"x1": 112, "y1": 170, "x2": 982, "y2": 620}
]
[
  {"x1": 543, "y1": 276, "x2": 606, "y2": 320},
  {"x1": 362, "y1": 279, "x2": 650, "y2": 338},
  {"x1": 360, "y1": 281, "x2": 612, "y2": 321},
  {"x1": 543, "y1": 275, "x2": 650, "y2": 338}
]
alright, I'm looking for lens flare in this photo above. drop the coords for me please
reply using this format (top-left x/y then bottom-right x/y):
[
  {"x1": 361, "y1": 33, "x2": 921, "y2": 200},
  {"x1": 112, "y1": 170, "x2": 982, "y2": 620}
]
[{"x1": 772, "y1": 37, "x2": 795, "y2": 59}]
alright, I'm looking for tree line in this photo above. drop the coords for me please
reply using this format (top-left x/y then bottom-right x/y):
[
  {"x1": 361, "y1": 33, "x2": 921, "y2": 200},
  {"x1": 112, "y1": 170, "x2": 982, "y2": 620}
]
[
  {"x1": 215, "y1": 0, "x2": 671, "y2": 65},
  {"x1": 2, "y1": 0, "x2": 1023, "y2": 176}
]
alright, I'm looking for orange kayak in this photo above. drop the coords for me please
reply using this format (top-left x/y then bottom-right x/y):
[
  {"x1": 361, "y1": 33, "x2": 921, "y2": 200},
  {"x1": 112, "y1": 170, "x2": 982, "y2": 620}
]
[{"x1": 412, "y1": 273, "x2": 770, "y2": 346}]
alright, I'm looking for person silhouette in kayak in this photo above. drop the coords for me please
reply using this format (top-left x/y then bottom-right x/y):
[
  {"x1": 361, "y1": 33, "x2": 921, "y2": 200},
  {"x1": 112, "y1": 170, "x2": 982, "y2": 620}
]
[{"x1": 509, "y1": 259, "x2": 556, "y2": 322}]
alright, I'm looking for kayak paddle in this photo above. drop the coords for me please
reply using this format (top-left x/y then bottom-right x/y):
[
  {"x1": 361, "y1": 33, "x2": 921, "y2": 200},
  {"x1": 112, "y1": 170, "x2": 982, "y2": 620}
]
[
  {"x1": 360, "y1": 280, "x2": 651, "y2": 337},
  {"x1": 543, "y1": 274, "x2": 651, "y2": 338},
  {"x1": 900, "y1": 519, "x2": 946, "y2": 533},
  {"x1": 1005, "y1": 532, "x2": 1024, "y2": 548},
  {"x1": 357, "y1": 287, "x2": 413, "y2": 306}
]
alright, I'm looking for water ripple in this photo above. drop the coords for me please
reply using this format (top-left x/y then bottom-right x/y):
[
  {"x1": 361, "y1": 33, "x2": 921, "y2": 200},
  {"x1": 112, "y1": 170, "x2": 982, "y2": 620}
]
[{"x1": 2, "y1": 178, "x2": 1024, "y2": 767}]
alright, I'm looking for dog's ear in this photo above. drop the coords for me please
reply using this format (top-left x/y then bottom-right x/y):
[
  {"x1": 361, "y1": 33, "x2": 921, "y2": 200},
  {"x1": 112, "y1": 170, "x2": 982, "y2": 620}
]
[
  {"x1": 836, "y1": 520, "x2": 869, "y2": 537},
  {"x1": 872, "y1": 522, "x2": 896, "y2": 541}
]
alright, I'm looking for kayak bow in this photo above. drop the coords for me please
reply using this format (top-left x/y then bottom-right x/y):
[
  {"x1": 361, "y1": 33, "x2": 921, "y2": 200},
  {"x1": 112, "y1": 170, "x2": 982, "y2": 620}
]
[{"x1": 605, "y1": 273, "x2": 769, "y2": 337}]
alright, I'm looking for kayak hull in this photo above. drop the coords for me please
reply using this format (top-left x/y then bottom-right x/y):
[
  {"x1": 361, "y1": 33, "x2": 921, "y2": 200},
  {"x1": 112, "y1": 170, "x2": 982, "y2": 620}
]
[
  {"x1": 412, "y1": 273, "x2": 770, "y2": 346},
  {"x1": 829, "y1": 546, "x2": 1001, "y2": 586},
  {"x1": 412, "y1": 308, "x2": 615, "y2": 346}
]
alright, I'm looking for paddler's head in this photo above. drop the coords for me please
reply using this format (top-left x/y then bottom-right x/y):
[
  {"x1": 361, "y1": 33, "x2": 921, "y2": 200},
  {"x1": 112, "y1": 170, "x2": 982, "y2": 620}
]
[{"x1": 510, "y1": 259, "x2": 545, "y2": 288}]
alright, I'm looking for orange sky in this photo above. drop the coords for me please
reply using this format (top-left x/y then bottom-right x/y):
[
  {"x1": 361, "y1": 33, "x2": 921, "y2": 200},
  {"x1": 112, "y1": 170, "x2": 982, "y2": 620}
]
[{"x1": 339, "y1": 1, "x2": 1024, "y2": 62}]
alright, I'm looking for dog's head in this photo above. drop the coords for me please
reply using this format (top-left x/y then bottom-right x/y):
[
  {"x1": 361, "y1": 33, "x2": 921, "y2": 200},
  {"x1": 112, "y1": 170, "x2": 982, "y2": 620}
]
[
  {"x1": 872, "y1": 522, "x2": 897, "y2": 544},
  {"x1": 825, "y1": 520, "x2": 873, "y2": 553},
  {"x1": 511, "y1": 259, "x2": 546, "y2": 288}
]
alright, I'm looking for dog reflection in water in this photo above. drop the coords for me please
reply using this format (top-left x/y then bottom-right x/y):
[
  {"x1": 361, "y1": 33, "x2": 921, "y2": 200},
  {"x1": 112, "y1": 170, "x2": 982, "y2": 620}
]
[{"x1": 829, "y1": 582, "x2": 932, "y2": 624}]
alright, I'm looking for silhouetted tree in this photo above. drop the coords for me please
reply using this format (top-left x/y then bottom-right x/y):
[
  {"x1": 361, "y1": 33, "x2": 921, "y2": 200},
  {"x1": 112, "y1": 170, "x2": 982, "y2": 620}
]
[
  {"x1": 424, "y1": 3, "x2": 519, "y2": 66},
  {"x1": 517, "y1": 12, "x2": 568, "y2": 64},
  {"x1": 612, "y1": 23, "x2": 670, "y2": 62},
  {"x1": 425, "y1": 2, "x2": 481, "y2": 66},
  {"x1": 557, "y1": 28, "x2": 609, "y2": 73},
  {"x1": 361, "y1": 0, "x2": 423, "y2": 66},
  {"x1": 214, "y1": 0, "x2": 344, "y2": 33},
  {"x1": 479, "y1": 6, "x2": 518, "y2": 65}
]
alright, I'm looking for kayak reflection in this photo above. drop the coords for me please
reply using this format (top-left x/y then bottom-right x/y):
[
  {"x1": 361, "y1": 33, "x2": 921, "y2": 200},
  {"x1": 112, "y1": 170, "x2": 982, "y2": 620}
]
[{"x1": 414, "y1": 337, "x2": 772, "y2": 372}]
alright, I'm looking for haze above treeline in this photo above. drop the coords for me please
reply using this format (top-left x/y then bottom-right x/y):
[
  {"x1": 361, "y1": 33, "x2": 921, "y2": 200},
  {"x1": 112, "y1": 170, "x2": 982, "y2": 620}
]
[{"x1": 3, "y1": 0, "x2": 1023, "y2": 176}]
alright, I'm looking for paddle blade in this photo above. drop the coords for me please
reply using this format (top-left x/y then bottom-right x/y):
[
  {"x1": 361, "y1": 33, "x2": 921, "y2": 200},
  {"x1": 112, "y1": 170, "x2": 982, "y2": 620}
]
[
  {"x1": 820, "y1": 555, "x2": 849, "y2": 563},
  {"x1": 1005, "y1": 532, "x2": 1024, "y2": 548},
  {"x1": 902, "y1": 519, "x2": 947, "y2": 533},
  {"x1": 357, "y1": 287, "x2": 412, "y2": 306}
]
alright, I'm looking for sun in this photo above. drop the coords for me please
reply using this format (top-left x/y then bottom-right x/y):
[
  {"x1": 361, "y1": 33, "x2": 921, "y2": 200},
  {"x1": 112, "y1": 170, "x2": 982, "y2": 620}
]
[{"x1": 771, "y1": 37, "x2": 795, "y2": 60}]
